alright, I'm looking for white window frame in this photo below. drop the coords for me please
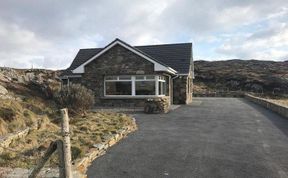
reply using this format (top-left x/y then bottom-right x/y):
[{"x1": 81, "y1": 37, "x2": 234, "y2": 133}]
[
  {"x1": 104, "y1": 75, "x2": 166, "y2": 97},
  {"x1": 158, "y1": 77, "x2": 166, "y2": 95}
]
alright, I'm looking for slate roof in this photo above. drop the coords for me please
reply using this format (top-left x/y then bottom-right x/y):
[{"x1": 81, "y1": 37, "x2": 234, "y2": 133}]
[{"x1": 62, "y1": 41, "x2": 192, "y2": 76}]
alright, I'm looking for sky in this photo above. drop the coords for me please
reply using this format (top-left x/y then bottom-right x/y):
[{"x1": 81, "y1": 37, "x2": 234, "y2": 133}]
[{"x1": 0, "y1": 0, "x2": 287, "y2": 69}]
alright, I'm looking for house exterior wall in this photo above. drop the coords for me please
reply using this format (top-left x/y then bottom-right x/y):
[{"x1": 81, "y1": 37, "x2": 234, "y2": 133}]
[
  {"x1": 68, "y1": 77, "x2": 82, "y2": 84},
  {"x1": 62, "y1": 42, "x2": 194, "y2": 107},
  {"x1": 173, "y1": 75, "x2": 193, "y2": 104},
  {"x1": 80, "y1": 44, "x2": 169, "y2": 106}
]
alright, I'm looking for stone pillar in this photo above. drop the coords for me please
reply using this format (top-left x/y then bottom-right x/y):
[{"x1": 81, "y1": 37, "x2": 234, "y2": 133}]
[
  {"x1": 144, "y1": 97, "x2": 170, "y2": 114},
  {"x1": 173, "y1": 76, "x2": 192, "y2": 104}
]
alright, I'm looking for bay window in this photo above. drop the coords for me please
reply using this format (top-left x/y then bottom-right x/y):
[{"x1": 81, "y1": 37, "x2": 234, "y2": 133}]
[
  {"x1": 104, "y1": 75, "x2": 167, "y2": 96},
  {"x1": 105, "y1": 81, "x2": 132, "y2": 95}
]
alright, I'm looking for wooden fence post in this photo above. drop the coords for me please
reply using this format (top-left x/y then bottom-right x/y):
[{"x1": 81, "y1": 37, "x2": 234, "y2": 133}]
[
  {"x1": 56, "y1": 140, "x2": 65, "y2": 178},
  {"x1": 28, "y1": 141, "x2": 58, "y2": 178},
  {"x1": 61, "y1": 108, "x2": 72, "y2": 178}
]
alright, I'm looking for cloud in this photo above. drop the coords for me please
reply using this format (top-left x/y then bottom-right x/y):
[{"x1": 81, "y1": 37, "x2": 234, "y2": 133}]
[
  {"x1": 0, "y1": 0, "x2": 287, "y2": 69},
  {"x1": 216, "y1": 12, "x2": 288, "y2": 60}
]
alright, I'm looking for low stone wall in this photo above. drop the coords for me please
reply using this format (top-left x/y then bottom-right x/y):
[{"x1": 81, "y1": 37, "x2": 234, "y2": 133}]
[
  {"x1": 245, "y1": 94, "x2": 288, "y2": 119},
  {"x1": 99, "y1": 98, "x2": 146, "y2": 107},
  {"x1": 74, "y1": 118, "x2": 137, "y2": 177},
  {"x1": 193, "y1": 91, "x2": 244, "y2": 97},
  {"x1": 0, "y1": 118, "x2": 137, "y2": 178},
  {"x1": 0, "y1": 128, "x2": 30, "y2": 154},
  {"x1": 144, "y1": 97, "x2": 170, "y2": 114}
]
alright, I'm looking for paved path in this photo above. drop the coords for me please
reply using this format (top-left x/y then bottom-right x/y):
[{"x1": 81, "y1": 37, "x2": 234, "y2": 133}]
[{"x1": 88, "y1": 98, "x2": 288, "y2": 178}]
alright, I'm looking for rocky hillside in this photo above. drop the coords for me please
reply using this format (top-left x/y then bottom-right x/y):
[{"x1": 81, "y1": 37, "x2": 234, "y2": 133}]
[
  {"x1": 0, "y1": 67, "x2": 61, "y2": 135},
  {"x1": 0, "y1": 67, "x2": 136, "y2": 171},
  {"x1": 194, "y1": 60, "x2": 288, "y2": 94}
]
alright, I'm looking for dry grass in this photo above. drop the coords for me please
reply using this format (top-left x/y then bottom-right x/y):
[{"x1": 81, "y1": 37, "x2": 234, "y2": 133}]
[
  {"x1": 266, "y1": 99, "x2": 288, "y2": 107},
  {"x1": 193, "y1": 82, "x2": 211, "y2": 93},
  {"x1": 0, "y1": 97, "x2": 58, "y2": 135},
  {"x1": 0, "y1": 111, "x2": 135, "y2": 169},
  {"x1": 0, "y1": 69, "x2": 136, "y2": 169}
]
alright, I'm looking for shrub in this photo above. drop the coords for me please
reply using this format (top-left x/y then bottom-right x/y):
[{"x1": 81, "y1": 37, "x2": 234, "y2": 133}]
[
  {"x1": 71, "y1": 146, "x2": 84, "y2": 160},
  {"x1": 0, "y1": 108, "x2": 16, "y2": 122},
  {"x1": 55, "y1": 84, "x2": 94, "y2": 115}
]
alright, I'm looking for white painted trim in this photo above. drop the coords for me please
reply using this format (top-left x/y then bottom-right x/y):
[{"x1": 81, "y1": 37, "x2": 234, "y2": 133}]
[
  {"x1": 132, "y1": 76, "x2": 136, "y2": 96},
  {"x1": 177, "y1": 73, "x2": 189, "y2": 76},
  {"x1": 103, "y1": 95, "x2": 165, "y2": 98},
  {"x1": 72, "y1": 40, "x2": 177, "y2": 74},
  {"x1": 155, "y1": 76, "x2": 159, "y2": 96},
  {"x1": 103, "y1": 74, "x2": 167, "y2": 97},
  {"x1": 67, "y1": 78, "x2": 70, "y2": 87}
]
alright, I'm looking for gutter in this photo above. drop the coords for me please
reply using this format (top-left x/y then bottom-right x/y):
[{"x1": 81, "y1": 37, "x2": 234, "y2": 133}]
[
  {"x1": 171, "y1": 74, "x2": 179, "y2": 80},
  {"x1": 172, "y1": 72, "x2": 190, "y2": 80}
]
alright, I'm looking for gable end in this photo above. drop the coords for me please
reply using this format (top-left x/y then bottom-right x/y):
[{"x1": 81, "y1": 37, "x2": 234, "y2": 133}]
[{"x1": 72, "y1": 39, "x2": 177, "y2": 74}]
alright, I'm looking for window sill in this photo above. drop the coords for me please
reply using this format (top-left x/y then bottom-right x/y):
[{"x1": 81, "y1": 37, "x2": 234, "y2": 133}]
[{"x1": 101, "y1": 95, "x2": 168, "y2": 99}]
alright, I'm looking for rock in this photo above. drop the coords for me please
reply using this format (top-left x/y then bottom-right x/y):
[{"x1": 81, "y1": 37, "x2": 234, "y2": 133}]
[
  {"x1": 108, "y1": 138, "x2": 117, "y2": 146},
  {"x1": 93, "y1": 143, "x2": 106, "y2": 150},
  {"x1": 16, "y1": 76, "x2": 24, "y2": 83},
  {"x1": 24, "y1": 72, "x2": 35, "y2": 82},
  {"x1": 28, "y1": 80, "x2": 54, "y2": 99},
  {"x1": 0, "y1": 128, "x2": 30, "y2": 154},
  {"x1": 0, "y1": 73, "x2": 9, "y2": 82},
  {"x1": 144, "y1": 97, "x2": 170, "y2": 114},
  {"x1": 0, "y1": 85, "x2": 8, "y2": 95}
]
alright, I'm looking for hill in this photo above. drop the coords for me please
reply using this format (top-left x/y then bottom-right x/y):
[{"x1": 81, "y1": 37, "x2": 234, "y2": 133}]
[
  {"x1": 0, "y1": 67, "x2": 136, "y2": 171},
  {"x1": 0, "y1": 67, "x2": 61, "y2": 135},
  {"x1": 193, "y1": 60, "x2": 288, "y2": 94}
]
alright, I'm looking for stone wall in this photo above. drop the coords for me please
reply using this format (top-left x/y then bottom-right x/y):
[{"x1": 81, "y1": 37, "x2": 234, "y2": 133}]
[
  {"x1": 193, "y1": 91, "x2": 245, "y2": 97},
  {"x1": 173, "y1": 75, "x2": 193, "y2": 104},
  {"x1": 187, "y1": 76, "x2": 193, "y2": 103},
  {"x1": 0, "y1": 120, "x2": 137, "y2": 178},
  {"x1": 74, "y1": 119, "x2": 137, "y2": 177},
  {"x1": 245, "y1": 94, "x2": 288, "y2": 119},
  {"x1": 81, "y1": 44, "x2": 167, "y2": 106},
  {"x1": 63, "y1": 44, "x2": 194, "y2": 106},
  {"x1": 144, "y1": 96, "x2": 170, "y2": 114},
  {"x1": 99, "y1": 98, "x2": 146, "y2": 107},
  {"x1": 69, "y1": 77, "x2": 82, "y2": 85},
  {"x1": 0, "y1": 128, "x2": 29, "y2": 154}
]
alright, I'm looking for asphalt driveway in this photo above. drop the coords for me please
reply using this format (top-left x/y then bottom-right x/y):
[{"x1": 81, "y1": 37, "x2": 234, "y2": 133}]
[{"x1": 87, "y1": 97, "x2": 288, "y2": 178}]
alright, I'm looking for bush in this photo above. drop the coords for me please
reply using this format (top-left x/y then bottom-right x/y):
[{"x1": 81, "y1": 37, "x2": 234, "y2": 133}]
[
  {"x1": 0, "y1": 108, "x2": 16, "y2": 122},
  {"x1": 71, "y1": 146, "x2": 84, "y2": 160},
  {"x1": 55, "y1": 84, "x2": 94, "y2": 115}
]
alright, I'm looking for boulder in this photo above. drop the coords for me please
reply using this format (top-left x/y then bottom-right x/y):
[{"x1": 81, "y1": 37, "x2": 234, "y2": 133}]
[{"x1": 0, "y1": 85, "x2": 8, "y2": 95}]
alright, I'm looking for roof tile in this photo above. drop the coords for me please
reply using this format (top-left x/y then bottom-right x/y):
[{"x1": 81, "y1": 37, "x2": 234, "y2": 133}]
[{"x1": 62, "y1": 42, "x2": 192, "y2": 76}]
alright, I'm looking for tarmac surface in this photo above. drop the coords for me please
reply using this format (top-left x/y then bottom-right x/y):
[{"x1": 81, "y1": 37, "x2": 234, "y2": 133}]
[{"x1": 88, "y1": 97, "x2": 288, "y2": 178}]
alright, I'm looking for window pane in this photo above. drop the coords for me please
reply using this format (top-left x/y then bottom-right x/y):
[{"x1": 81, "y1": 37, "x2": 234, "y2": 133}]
[
  {"x1": 159, "y1": 81, "x2": 166, "y2": 95},
  {"x1": 135, "y1": 76, "x2": 145, "y2": 80},
  {"x1": 136, "y1": 81, "x2": 155, "y2": 95},
  {"x1": 106, "y1": 76, "x2": 117, "y2": 80},
  {"x1": 145, "y1": 76, "x2": 155, "y2": 80},
  {"x1": 106, "y1": 81, "x2": 132, "y2": 95},
  {"x1": 119, "y1": 76, "x2": 131, "y2": 80}
]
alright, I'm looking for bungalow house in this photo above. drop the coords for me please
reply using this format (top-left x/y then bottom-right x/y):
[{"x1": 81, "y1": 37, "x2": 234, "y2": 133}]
[{"x1": 60, "y1": 38, "x2": 193, "y2": 107}]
